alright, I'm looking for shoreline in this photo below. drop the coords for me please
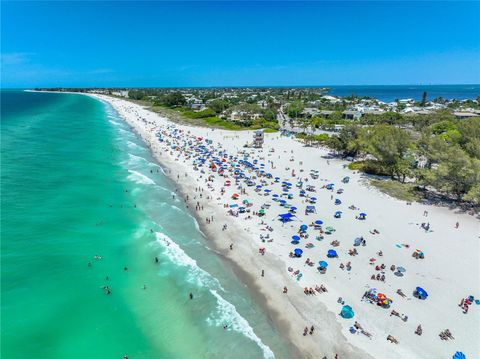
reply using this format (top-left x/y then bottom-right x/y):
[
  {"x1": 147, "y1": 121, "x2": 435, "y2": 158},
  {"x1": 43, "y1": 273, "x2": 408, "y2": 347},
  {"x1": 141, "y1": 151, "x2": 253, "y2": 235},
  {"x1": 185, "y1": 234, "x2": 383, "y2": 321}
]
[
  {"x1": 91, "y1": 93, "x2": 367, "y2": 358},
  {"x1": 80, "y1": 92, "x2": 478, "y2": 358}
]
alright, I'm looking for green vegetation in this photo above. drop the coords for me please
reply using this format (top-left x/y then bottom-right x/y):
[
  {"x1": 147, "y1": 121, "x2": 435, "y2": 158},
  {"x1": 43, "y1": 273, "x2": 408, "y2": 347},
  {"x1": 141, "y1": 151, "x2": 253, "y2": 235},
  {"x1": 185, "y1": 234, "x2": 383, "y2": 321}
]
[
  {"x1": 327, "y1": 118, "x2": 480, "y2": 205},
  {"x1": 369, "y1": 179, "x2": 423, "y2": 202}
]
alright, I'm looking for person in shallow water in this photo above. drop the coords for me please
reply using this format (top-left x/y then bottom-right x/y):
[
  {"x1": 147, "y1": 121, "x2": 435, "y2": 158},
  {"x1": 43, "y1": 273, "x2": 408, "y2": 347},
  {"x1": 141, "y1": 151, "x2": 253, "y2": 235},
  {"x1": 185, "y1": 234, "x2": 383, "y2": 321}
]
[{"x1": 189, "y1": 292, "x2": 193, "y2": 300}]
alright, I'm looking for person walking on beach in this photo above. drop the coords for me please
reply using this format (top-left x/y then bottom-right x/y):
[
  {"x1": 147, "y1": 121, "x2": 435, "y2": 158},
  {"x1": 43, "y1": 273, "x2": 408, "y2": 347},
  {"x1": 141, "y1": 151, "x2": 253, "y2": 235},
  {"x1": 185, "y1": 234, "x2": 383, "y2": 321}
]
[{"x1": 455, "y1": 222, "x2": 459, "y2": 229}]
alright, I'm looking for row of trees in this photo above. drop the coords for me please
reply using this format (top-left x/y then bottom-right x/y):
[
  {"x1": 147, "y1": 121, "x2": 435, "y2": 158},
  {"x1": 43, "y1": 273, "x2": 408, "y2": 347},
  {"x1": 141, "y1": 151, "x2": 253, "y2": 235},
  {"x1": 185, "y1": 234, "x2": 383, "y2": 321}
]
[{"x1": 300, "y1": 118, "x2": 480, "y2": 204}]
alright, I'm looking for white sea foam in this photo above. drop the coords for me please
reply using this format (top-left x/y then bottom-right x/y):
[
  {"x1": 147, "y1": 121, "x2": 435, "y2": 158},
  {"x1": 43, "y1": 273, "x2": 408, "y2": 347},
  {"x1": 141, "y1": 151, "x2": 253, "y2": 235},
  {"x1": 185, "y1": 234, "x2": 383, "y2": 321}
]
[
  {"x1": 127, "y1": 170, "x2": 156, "y2": 185},
  {"x1": 109, "y1": 119, "x2": 122, "y2": 126},
  {"x1": 127, "y1": 153, "x2": 160, "y2": 168},
  {"x1": 155, "y1": 232, "x2": 222, "y2": 289},
  {"x1": 207, "y1": 289, "x2": 275, "y2": 359},
  {"x1": 127, "y1": 140, "x2": 142, "y2": 149}
]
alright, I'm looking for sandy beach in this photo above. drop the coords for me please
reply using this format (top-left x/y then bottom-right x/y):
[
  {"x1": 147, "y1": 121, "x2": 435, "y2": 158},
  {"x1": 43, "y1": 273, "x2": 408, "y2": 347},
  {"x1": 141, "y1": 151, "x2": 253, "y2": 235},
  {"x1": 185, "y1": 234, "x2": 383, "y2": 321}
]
[{"x1": 89, "y1": 94, "x2": 479, "y2": 359}]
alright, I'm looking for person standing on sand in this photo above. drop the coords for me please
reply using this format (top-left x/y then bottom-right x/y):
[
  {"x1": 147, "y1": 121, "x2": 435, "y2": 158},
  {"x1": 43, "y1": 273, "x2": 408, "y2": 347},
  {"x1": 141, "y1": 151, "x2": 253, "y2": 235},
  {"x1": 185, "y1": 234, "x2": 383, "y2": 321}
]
[{"x1": 455, "y1": 222, "x2": 459, "y2": 229}]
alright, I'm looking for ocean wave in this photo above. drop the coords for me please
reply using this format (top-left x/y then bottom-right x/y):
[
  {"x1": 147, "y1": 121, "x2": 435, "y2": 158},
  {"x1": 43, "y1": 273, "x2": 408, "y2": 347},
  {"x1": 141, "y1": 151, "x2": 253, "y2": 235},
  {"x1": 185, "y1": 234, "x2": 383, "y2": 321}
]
[
  {"x1": 109, "y1": 119, "x2": 122, "y2": 126},
  {"x1": 127, "y1": 153, "x2": 160, "y2": 169},
  {"x1": 127, "y1": 170, "x2": 156, "y2": 185},
  {"x1": 127, "y1": 140, "x2": 142, "y2": 149},
  {"x1": 155, "y1": 232, "x2": 222, "y2": 289},
  {"x1": 207, "y1": 289, "x2": 275, "y2": 359}
]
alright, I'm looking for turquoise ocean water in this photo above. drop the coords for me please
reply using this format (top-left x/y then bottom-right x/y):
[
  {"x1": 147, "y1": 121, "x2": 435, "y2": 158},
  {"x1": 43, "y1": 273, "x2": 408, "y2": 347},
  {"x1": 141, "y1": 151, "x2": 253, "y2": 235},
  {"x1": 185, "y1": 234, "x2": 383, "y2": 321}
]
[{"x1": 1, "y1": 90, "x2": 294, "y2": 359}]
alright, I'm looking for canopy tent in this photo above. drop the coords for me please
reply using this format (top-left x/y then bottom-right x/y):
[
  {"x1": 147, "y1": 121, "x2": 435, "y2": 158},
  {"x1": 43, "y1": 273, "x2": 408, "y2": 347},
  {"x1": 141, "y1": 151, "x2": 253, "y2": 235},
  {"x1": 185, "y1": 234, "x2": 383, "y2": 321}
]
[
  {"x1": 340, "y1": 305, "x2": 354, "y2": 319},
  {"x1": 306, "y1": 205, "x2": 316, "y2": 214}
]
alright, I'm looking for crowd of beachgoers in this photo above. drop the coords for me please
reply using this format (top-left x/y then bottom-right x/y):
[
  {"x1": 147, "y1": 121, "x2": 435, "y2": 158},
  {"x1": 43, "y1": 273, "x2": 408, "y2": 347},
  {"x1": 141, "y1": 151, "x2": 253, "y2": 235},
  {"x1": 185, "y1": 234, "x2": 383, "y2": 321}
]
[{"x1": 91, "y1": 94, "x2": 479, "y2": 359}]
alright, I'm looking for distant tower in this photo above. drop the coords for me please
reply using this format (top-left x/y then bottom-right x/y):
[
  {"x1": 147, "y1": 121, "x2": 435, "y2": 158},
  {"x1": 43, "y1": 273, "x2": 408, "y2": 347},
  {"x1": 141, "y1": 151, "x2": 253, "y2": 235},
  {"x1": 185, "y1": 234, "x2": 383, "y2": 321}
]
[{"x1": 253, "y1": 130, "x2": 264, "y2": 148}]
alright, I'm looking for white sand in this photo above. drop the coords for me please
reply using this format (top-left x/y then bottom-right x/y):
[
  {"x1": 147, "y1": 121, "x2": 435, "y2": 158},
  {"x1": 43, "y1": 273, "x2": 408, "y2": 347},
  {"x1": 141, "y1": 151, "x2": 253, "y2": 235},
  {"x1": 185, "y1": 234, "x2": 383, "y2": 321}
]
[{"x1": 90, "y1": 94, "x2": 479, "y2": 359}]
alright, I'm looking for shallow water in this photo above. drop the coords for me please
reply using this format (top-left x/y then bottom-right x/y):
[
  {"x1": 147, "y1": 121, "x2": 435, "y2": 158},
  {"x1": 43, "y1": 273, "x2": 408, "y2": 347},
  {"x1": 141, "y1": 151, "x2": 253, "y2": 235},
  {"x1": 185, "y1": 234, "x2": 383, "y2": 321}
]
[{"x1": 1, "y1": 90, "x2": 294, "y2": 359}]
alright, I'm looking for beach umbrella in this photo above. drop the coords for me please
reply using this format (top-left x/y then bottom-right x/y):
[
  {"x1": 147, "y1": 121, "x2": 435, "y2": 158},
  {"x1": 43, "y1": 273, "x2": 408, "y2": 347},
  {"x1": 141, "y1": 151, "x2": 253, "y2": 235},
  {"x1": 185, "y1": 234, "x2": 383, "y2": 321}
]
[
  {"x1": 258, "y1": 209, "x2": 265, "y2": 214},
  {"x1": 300, "y1": 224, "x2": 308, "y2": 232},
  {"x1": 327, "y1": 249, "x2": 337, "y2": 258},
  {"x1": 272, "y1": 194, "x2": 279, "y2": 198},
  {"x1": 264, "y1": 189, "x2": 271, "y2": 193},
  {"x1": 292, "y1": 235, "x2": 301, "y2": 241},
  {"x1": 453, "y1": 352, "x2": 466, "y2": 359},
  {"x1": 340, "y1": 305, "x2": 354, "y2": 319},
  {"x1": 294, "y1": 248, "x2": 303, "y2": 257},
  {"x1": 360, "y1": 213, "x2": 367, "y2": 216},
  {"x1": 230, "y1": 204, "x2": 238, "y2": 208},
  {"x1": 397, "y1": 267, "x2": 406, "y2": 273},
  {"x1": 415, "y1": 287, "x2": 428, "y2": 299},
  {"x1": 319, "y1": 261, "x2": 328, "y2": 268},
  {"x1": 377, "y1": 293, "x2": 387, "y2": 300},
  {"x1": 325, "y1": 226, "x2": 335, "y2": 232},
  {"x1": 315, "y1": 220, "x2": 323, "y2": 225}
]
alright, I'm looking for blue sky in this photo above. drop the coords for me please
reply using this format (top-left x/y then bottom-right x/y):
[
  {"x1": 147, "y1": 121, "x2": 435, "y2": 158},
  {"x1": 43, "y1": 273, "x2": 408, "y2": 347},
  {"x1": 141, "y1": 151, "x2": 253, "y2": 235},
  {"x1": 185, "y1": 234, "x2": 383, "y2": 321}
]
[{"x1": 1, "y1": 1, "x2": 479, "y2": 87}]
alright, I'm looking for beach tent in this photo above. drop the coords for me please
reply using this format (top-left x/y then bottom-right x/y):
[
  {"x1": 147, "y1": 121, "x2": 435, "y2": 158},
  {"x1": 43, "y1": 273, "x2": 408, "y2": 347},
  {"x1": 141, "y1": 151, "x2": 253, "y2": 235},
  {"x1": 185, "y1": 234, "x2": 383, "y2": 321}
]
[
  {"x1": 340, "y1": 305, "x2": 355, "y2": 319},
  {"x1": 327, "y1": 249, "x2": 338, "y2": 258},
  {"x1": 319, "y1": 261, "x2": 328, "y2": 268},
  {"x1": 415, "y1": 287, "x2": 429, "y2": 299},
  {"x1": 294, "y1": 248, "x2": 303, "y2": 257}
]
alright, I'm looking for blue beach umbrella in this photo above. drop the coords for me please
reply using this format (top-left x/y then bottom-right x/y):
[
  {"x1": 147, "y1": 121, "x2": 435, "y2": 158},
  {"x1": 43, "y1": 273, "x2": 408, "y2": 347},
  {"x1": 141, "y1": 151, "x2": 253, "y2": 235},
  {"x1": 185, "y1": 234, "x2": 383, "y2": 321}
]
[
  {"x1": 415, "y1": 287, "x2": 428, "y2": 299},
  {"x1": 294, "y1": 248, "x2": 303, "y2": 257},
  {"x1": 397, "y1": 267, "x2": 406, "y2": 273},
  {"x1": 340, "y1": 305, "x2": 355, "y2": 319},
  {"x1": 327, "y1": 249, "x2": 337, "y2": 258},
  {"x1": 315, "y1": 220, "x2": 323, "y2": 225},
  {"x1": 300, "y1": 224, "x2": 308, "y2": 232},
  {"x1": 319, "y1": 261, "x2": 328, "y2": 268},
  {"x1": 292, "y1": 235, "x2": 301, "y2": 241},
  {"x1": 453, "y1": 352, "x2": 466, "y2": 359}
]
